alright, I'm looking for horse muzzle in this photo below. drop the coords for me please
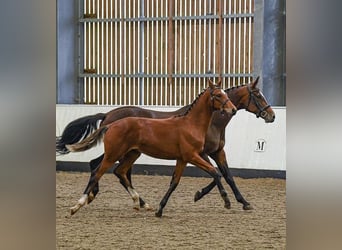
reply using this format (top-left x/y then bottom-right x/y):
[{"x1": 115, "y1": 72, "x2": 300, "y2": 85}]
[
  {"x1": 222, "y1": 107, "x2": 237, "y2": 116},
  {"x1": 259, "y1": 111, "x2": 275, "y2": 123}
]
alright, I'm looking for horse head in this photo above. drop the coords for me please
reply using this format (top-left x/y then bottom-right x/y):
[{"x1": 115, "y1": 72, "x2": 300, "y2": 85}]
[
  {"x1": 243, "y1": 77, "x2": 275, "y2": 123},
  {"x1": 208, "y1": 79, "x2": 237, "y2": 116}
]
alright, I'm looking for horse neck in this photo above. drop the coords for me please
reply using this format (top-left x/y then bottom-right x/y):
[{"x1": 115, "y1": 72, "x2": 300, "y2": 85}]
[
  {"x1": 226, "y1": 86, "x2": 247, "y2": 110},
  {"x1": 184, "y1": 89, "x2": 213, "y2": 131}
]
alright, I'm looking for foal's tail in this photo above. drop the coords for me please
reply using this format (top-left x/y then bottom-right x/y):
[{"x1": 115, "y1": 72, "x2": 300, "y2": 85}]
[
  {"x1": 56, "y1": 113, "x2": 106, "y2": 154},
  {"x1": 65, "y1": 126, "x2": 108, "y2": 153}
]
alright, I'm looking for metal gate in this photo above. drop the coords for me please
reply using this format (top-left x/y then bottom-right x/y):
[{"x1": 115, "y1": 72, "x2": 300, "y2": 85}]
[{"x1": 79, "y1": 0, "x2": 254, "y2": 106}]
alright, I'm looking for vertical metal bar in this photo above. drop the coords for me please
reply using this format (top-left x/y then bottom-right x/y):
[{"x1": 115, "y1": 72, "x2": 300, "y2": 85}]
[
  {"x1": 133, "y1": 0, "x2": 136, "y2": 105},
  {"x1": 114, "y1": 0, "x2": 118, "y2": 104},
  {"x1": 105, "y1": 0, "x2": 108, "y2": 104},
  {"x1": 139, "y1": 0, "x2": 144, "y2": 105},
  {"x1": 168, "y1": 0, "x2": 175, "y2": 103},
  {"x1": 110, "y1": 0, "x2": 113, "y2": 105},
  {"x1": 213, "y1": 0, "x2": 216, "y2": 76},
  {"x1": 146, "y1": 0, "x2": 149, "y2": 105},
  {"x1": 204, "y1": 0, "x2": 207, "y2": 89},
  {"x1": 216, "y1": 0, "x2": 222, "y2": 82},
  {"x1": 207, "y1": 0, "x2": 210, "y2": 73},
  {"x1": 233, "y1": 0, "x2": 236, "y2": 86},
  {"x1": 193, "y1": 0, "x2": 196, "y2": 99},
  {"x1": 243, "y1": 0, "x2": 246, "y2": 84},
  {"x1": 89, "y1": 0, "x2": 94, "y2": 103},
  {"x1": 228, "y1": 0, "x2": 231, "y2": 86},
  {"x1": 183, "y1": 2, "x2": 190, "y2": 105},
  {"x1": 101, "y1": 0, "x2": 104, "y2": 105},
  {"x1": 118, "y1": 0, "x2": 121, "y2": 105},
  {"x1": 151, "y1": 0, "x2": 154, "y2": 105},
  {"x1": 84, "y1": 0, "x2": 87, "y2": 103},
  {"x1": 188, "y1": 1, "x2": 191, "y2": 104},
  {"x1": 90, "y1": 0, "x2": 94, "y2": 103},
  {"x1": 164, "y1": 0, "x2": 168, "y2": 105},
  {"x1": 83, "y1": 0, "x2": 87, "y2": 103},
  {"x1": 198, "y1": 0, "x2": 201, "y2": 92},
  {"x1": 159, "y1": 0, "x2": 163, "y2": 105},
  {"x1": 175, "y1": 0, "x2": 177, "y2": 106},
  {"x1": 124, "y1": 0, "x2": 127, "y2": 105},
  {"x1": 120, "y1": 0, "x2": 124, "y2": 105},
  {"x1": 96, "y1": 0, "x2": 99, "y2": 104},
  {"x1": 179, "y1": 0, "x2": 182, "y2": 106},
  {"x1": 223, "y1": 0, "x2": 227, "y2": 87},
  {"x1": 156, "y1": 0, "x2": 158, "y2": 105},
  {"x1": 248, "y1": 0, "x2": 252, "y2": 82},
  {"x1": 238, "y1": 0, "x2": 241, "y2": 85},
  {"x1": 128, "y1": 0, "x2": 131, "y2": 105}
]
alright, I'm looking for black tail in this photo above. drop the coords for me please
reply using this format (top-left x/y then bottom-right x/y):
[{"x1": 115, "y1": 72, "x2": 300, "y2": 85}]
[{"x1": 56, "y1": 113, "x2": 106, "y2": 154}]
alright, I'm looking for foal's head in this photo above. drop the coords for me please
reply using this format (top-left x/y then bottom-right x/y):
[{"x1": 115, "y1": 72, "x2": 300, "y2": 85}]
[
  {"x1": 239, "y1": 77, "x2": 275, "y2": 123},
  {"x1": 208, "y1": 79, "x2": 237, "y2": 116}
]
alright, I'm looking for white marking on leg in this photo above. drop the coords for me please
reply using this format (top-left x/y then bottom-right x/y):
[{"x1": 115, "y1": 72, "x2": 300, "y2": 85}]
[
  {"x1": 70, "y1": 194, "x2": 88, "y2": 215},
  {"x1": 143, "y1": 203, "x2": 154, "y2": 211},
  {"x1": 79, "y1": 194, "x2": 88, "y2": 205},
  {"x1": 127, "y1": 187, "x2": 140, "y2": 210}
]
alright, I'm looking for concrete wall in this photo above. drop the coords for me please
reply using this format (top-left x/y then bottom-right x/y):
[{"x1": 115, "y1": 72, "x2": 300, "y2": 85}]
[{"x1": 56, "y1": 105, "x2": 285, "y2": 172}]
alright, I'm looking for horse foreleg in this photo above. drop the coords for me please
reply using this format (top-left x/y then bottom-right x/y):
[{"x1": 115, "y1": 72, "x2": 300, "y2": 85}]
[
  {"x1": 155, "y1": 160, "x2": 186, "y2": 217},
  {"x1": 211, "y1": 149, "x2": 252, "y2": 210},
  {"x1": 190, "y1": 154, "x2": 231, "y2": 209}
]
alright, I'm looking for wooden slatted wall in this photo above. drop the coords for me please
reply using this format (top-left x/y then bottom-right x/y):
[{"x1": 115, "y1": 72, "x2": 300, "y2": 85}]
[{"x1": 80, "y1": 0, "x2": 254, "y2": 105}]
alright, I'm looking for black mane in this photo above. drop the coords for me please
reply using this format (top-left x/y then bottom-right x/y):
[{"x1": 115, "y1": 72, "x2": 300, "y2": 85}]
[
  {"x1": 175, "y1": 88, "x2": 207, "y2": 117},
  {"x1": 224, "y1": 83, "x2": 248, "y2": 93}
]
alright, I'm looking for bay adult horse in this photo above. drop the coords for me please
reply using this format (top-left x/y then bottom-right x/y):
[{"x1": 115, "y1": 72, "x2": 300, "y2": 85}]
[
  {"x1": 66, "y1": 80, "x2": 237, "y2": 217},
  {"x1": 56, "y1": 77, "x2": 275, "y2": 210}
]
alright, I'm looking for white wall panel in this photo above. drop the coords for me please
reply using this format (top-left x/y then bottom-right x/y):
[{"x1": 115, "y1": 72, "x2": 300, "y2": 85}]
[{"x1": 56, "y1": 105, "x2": 285, "y2": 171}]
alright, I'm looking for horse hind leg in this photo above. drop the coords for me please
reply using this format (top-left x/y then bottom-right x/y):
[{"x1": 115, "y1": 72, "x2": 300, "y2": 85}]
[
  {"x1": 194, "y1": 181, "x2": 216, "y2": 202},
  {"x1": 190, "y1": 154, "x2": 231, "y2": 210},
  {"x1": 212, "y1": 150, "x2": 252, "y2": 210},
  {"x1": 113, "y1": 150, "x2": 152, "y2": 211},
  {"x1": 124, "y1": 157, "x2": 153, "y2": 211},
  {"x1": 193, "y1": 154, "x2": 217, "y2": 202},
  {"x1": 87, "y1": 154, "x2": 105, "y2": 204},
  {"x1": 70, "y1": 156, "x2": 116, "y2": 216}
]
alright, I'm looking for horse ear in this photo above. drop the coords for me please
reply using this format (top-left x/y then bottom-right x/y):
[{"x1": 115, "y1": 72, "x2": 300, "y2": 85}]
[
  {"x1": 216, "y1": 79, "x2": 222, "y2": 87},
  {"x1": 208, "y1": 79, "x2": 214, "y2": 88},
  {"x1": 251, "y1": 76, "x2": 260, "y2": 88}
]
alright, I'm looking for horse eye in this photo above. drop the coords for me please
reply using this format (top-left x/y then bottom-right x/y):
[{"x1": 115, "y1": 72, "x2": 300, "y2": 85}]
[
  {"x1": 216, "y1": 94, "x2": 222, "y2": 98},
  {"x1": 254, "y1": 92, "x2": 261, "y2": 98}
]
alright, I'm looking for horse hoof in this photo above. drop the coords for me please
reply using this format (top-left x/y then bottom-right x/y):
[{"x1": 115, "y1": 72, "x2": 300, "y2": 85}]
[
  {"x1": 194, "y1": 191, "x2": 201, "y2": 202},
  {"x1": 143, "y1": 203, "x2": 154, "y2": 211},
  {"x1": 243, "y1": 204, "x2": 253, "y2": 210},
  {"x1": 133, "y1": 206, "x2": 140, "y2": 211},
  {"x1": 70, "y1": 205, "x2": 79, "y2": 215},
  {"x1": 155, "y1": 210, "x2": 163, "y2": 217},
  {"x1": 224, "y1": 203, "x2": 231, "y2": 209}
]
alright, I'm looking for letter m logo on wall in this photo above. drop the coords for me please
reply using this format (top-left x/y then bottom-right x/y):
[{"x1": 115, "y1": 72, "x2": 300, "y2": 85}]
[{"x1": 255, "y1": 139, "x2": 266, "y2": 152}]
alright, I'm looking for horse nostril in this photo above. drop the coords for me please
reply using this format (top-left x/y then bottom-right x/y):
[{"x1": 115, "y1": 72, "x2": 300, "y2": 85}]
[{"x1": 232, "y1": 108, "x2": 237, "y2": 115}]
